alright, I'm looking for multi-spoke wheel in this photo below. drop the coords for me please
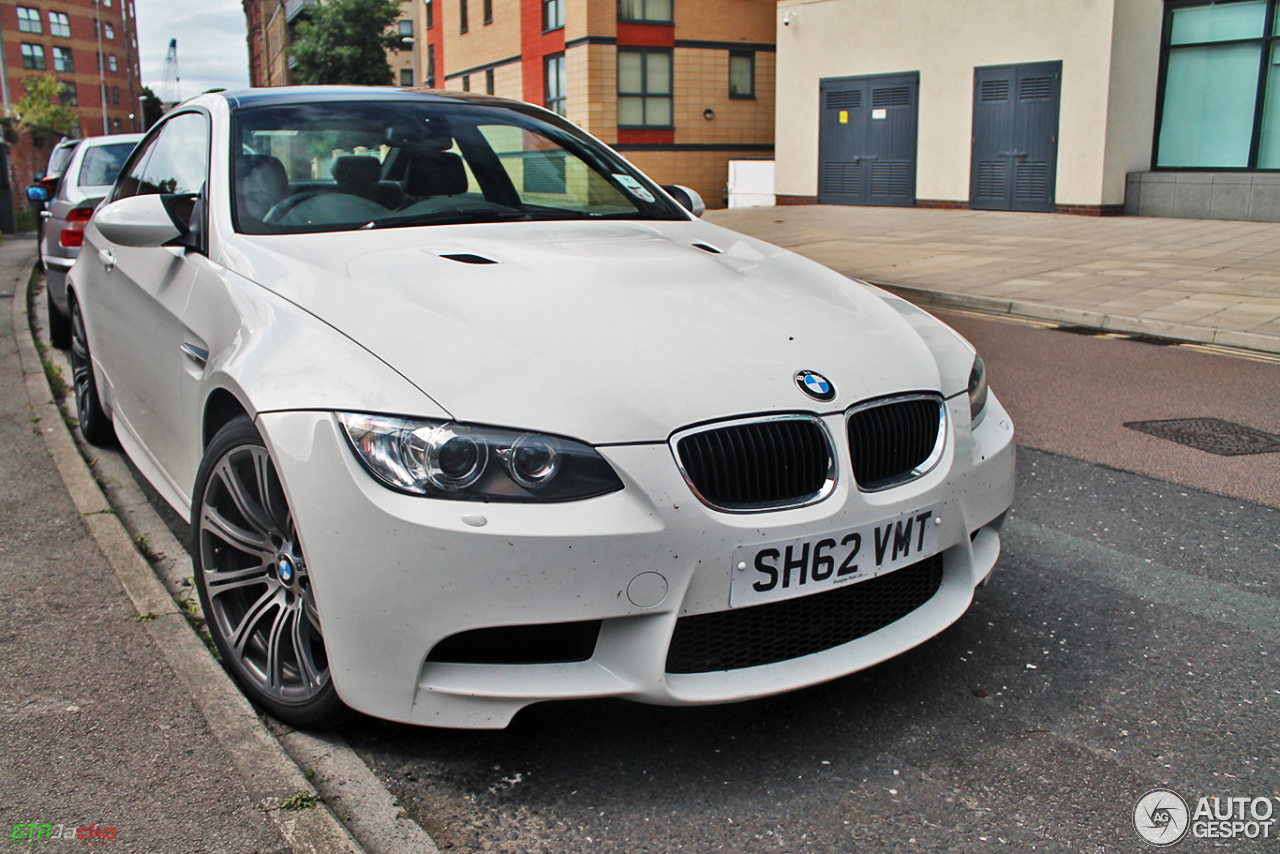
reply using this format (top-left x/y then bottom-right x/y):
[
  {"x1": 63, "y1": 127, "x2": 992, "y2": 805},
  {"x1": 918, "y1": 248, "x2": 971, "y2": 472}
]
[
  {"x1": 192, "y1": 416, "x2": 348, "y2": 727},
  {"x1": 69, "y1": 297, "x2": 114, "y2": 446}
]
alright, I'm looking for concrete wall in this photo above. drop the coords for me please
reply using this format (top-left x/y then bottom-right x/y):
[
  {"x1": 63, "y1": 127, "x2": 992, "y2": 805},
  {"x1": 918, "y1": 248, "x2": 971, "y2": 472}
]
[{"x1": 773, "y1": 0, "x2": 1163, "y2": 207}]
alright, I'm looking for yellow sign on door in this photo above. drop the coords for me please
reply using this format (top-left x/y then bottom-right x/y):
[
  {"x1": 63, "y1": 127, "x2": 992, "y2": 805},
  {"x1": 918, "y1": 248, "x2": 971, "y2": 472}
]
[{"x1": 838, "y1": 110, "x2": 848, "y2": 124}]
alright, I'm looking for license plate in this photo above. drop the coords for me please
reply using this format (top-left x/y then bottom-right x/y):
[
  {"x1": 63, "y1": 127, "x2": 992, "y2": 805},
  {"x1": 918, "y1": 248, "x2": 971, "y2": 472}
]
[{"x1": 730, "y1": 505, "x2": 942, "y2": 608}]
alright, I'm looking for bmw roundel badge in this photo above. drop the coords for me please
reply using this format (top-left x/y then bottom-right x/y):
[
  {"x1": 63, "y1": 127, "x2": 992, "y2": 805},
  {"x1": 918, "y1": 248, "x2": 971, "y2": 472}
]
[{"x1": 795, "y1": 370, "x2": 836, "y2": 402}]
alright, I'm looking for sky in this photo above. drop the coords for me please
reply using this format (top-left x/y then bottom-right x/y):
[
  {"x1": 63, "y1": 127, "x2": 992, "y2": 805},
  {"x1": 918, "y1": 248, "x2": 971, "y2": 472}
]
[{"x1": 133, "y1": 0, "x2": 250, "y2": 101}]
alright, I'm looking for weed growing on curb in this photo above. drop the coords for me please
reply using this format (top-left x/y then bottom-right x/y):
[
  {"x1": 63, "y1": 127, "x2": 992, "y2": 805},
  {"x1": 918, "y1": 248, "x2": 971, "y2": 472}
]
[
  {"x1": 176, "y1": 579, "x2": 221, "y2": 662},
  {"x1": 44, "y1": 361, "x2": 68, "y2": 400},
  {"x1": 280, "y1": 791, "x2": 319, "y2": 811},
  {"x1": 135, "y1": 612, "x2": 157, "y2": 623},
  {"x1": 133, "y1": 532, "x2": 159, "y2": 562}
]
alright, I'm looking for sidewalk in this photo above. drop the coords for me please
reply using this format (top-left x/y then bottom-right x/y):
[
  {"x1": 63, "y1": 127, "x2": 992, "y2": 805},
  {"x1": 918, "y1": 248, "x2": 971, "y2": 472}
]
[
  {"x1": 706, "y1": 205, "x2": 1280, "y2": 354},
  {"x1": 0, "y1": 233, "x2": 333, "y2": 853}
]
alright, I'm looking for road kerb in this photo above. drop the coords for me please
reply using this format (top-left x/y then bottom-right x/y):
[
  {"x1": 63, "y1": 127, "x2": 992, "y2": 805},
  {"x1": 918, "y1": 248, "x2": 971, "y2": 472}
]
[
  {"x1": 873, "y1": 282, "x2": 1280, "y2": 355},
  {"x1": 13, "y1": 259, "x2": 364, "y2": 854}
]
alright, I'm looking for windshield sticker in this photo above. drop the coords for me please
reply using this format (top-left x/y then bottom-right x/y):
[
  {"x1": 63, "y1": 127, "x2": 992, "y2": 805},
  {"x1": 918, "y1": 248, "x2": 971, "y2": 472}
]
[{"x1": 613, "y1": 173, "x2": 656, "y2": 203}]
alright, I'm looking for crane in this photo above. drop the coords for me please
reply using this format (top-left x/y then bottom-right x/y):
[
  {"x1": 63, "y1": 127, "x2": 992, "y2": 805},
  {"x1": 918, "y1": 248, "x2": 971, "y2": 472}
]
[{"x1": 161, "y1": 39, "x2": 180, "y2": 104}]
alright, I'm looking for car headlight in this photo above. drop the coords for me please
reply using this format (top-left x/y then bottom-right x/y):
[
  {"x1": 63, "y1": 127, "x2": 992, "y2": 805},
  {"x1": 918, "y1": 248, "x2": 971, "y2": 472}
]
[
  {"x1": 337, "y1": 413, "x2": 624, "y2": 502},
  {"x1": 967, "y1": 354, "x2": 989, "y2": 425}
]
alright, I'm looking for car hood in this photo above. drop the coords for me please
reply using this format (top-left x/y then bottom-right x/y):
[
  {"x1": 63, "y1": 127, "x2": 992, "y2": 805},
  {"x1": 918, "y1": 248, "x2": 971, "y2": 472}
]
[{"x1": 220, "y1": 220, "x2": 947, "y2": 443}]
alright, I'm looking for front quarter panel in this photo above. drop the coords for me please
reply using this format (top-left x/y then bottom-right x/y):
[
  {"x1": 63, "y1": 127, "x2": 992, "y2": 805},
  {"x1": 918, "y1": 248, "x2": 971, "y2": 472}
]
[{"x1": 175, "y1": 262, "x2": 451, "y2": 512}]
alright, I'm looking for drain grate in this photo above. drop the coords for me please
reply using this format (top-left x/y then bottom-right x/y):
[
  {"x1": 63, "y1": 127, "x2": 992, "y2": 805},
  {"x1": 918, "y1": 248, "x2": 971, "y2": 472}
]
[{"x1": 1125, "y1": 418, "x2": 1280, "y2": 456}]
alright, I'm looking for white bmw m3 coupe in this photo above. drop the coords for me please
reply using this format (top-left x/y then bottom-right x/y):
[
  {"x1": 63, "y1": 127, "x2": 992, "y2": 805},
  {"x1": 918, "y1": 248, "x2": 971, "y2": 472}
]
[{"x1": 67, "y1": 87, "x2": 1014, "y2": 728}]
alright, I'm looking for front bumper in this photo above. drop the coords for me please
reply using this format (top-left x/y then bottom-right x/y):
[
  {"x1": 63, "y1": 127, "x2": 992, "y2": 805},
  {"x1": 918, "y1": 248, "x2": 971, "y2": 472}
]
[{"x1": 260, "y1": 393, "x2": 1015, "y2": 728}]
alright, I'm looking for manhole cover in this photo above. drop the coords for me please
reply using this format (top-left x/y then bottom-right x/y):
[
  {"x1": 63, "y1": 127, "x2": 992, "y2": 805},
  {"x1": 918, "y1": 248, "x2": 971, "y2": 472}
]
[{"x1": 1124, "y1": 418, "x2": 1280, "y2": 456}]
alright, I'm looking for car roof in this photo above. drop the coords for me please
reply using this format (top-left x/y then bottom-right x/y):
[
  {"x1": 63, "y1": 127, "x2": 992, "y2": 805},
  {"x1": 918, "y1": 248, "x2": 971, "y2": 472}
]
[
  {"x1": 74, "y1": 133, "x2": 145, "y2": 148},
  {"x1": 216, "y1": 86, "x2": 526, "y2": 112}
]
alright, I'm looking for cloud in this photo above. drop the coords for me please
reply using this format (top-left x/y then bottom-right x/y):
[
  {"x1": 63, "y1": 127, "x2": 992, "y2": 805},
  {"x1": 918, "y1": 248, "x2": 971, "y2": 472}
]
[{"x1": 134, "y1": 0, "x2": 249, "y2": 99}]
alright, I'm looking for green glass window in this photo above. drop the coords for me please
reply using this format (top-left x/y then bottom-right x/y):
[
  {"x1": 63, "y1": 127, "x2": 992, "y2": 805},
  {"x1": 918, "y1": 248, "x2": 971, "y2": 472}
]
[{"x1": 1156, "y1": 0, "x2": 1280, "y2": 168}]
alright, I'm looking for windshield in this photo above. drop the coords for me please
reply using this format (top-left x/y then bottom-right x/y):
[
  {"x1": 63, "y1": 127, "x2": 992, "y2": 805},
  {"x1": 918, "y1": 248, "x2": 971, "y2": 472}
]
[
  {"x1": 231, "y1": 99, "x2": 686, "y2": 234},
  {"x1": 77, "y1": 142, "x2": 137, "y2": 189}
]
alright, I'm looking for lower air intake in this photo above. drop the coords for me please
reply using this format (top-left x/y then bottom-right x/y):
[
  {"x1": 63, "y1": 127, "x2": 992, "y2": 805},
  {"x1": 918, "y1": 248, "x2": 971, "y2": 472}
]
[{"x1": 665, "y1": 555, "x2": 944, "y2": 673}]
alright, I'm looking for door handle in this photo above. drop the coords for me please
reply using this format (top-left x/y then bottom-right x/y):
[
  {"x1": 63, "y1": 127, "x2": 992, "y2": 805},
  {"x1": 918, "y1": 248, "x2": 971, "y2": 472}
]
[{"x1": 98, "y1": 249, "x2": 114, "y2": 272}]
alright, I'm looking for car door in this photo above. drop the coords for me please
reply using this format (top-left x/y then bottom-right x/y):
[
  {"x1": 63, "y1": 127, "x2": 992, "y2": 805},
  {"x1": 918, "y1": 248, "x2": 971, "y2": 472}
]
[{"x1": 83, "y1": 111, "x2": 211, "y2": 501}]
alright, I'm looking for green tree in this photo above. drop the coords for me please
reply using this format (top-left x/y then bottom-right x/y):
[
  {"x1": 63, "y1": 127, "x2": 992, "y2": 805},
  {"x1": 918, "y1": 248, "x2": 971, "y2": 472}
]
[
  {"x1": 139, "y1": 86, "x2": 163, "y2": 130},
  {"x1": 13, "y1": 77, "x2": 79, "y2": 136},
  {"x1": 290, "y1": 0, "x2": 406, "y2": 86}
]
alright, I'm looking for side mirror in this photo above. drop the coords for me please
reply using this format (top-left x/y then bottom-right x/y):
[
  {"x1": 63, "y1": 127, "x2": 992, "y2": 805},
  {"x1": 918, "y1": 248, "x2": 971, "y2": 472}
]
[
  {"x1": 26, "y1": 186, "x2": 49, "y2": 202},
  {"x1": 94, "y1": 193, "x2": 190, "y2": 247},
  {"x1": 662, "y1": 184, "x2": 705, "y2": 218}
]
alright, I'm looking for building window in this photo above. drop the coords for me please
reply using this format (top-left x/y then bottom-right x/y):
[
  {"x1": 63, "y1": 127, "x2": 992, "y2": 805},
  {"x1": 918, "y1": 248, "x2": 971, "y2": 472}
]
[
  {"x1": 618, "y1": 0, "x2": 672, "y2": 24},
  {"x1": 545, "y1": 53, "x2": 566, "y2": 115},
  {"x1": 53, "y1": 46, "x2": 74, "y2": 73},
  {"x1": 462, "y1": 74, "x2": 471, "y2": 91},
  {"x1": 460, "y1": 0, "x2": 468, "y2": 32},
  {"x1": 21, "y1": 44, "x2": 46, "y2": 71},
  {"x1": 1155, "y1": 0, "x2": 1280, "y2": 168},
  {"x1": 49, "y1": 11, "x2": 71, "y2": 37},
  {"x1": 59, "y1": 81, "x2": 76, "y2": 106},
  {"x1": 484, "y1": 0, "x2": 493, "y2": 23},
  {"x1": 618, "y1": 48, "x2": 672, "y2": 127},
  {"x1": 543, "y1": 0, "x2": 563, "y2": 31},
  {"x1": 105, "y1": 21, "x2": 114, "y2": 39},
  {"x1": 485, "y1": 67, "x2": 495, "y2": 94},
  {"x1": 398, "y1": 19, "x2": 413, "y2": 38},
  {"x1": 17, "y1": 7, "x2": 41, "y2": 34},
  {"x1": 112, "y1": 118, "x2": 122, "y2": 133},
  {"x1": 729, "y1": 51, "x2": 754, "y2": 98},
  {"x1": 427, "y1": 44, "x2": 436, "y2": 86},
  {"x1": 112, "y1": 85, "x2": 120, "y2": 104},
  {"x1": 108, "y1": 54, "x2": 118, "y2": 72},
  {"x1": 400, "y1": 67, "x2": 414, "y2": 86},
  {"x1": 426, "y1": 0, "x2": 433, "y2": 29}
]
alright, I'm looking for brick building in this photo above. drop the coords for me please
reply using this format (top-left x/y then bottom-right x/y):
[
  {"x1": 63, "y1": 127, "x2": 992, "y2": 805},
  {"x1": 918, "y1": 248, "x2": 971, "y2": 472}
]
[
  {"x1": 244, "y1": 0, "x2": 775, "y2": 207},
  {"x1": 1, "y1": 0, "x2": 142, "y2": 197}
]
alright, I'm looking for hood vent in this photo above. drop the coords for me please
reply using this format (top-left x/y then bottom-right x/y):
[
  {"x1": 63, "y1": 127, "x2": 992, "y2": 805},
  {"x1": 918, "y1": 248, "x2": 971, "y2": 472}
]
[
  {"x1": 692, "y1": 242, "x2": 721, "y2": 254},
  {"x1": 440, "y1": 253, "x2": 498, "y2": 265}
]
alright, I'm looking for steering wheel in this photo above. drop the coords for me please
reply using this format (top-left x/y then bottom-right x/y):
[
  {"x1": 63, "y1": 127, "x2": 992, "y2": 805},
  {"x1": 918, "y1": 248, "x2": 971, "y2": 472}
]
[{"x1": 263, "y1": 190, "x2": 330, "y2": 223}]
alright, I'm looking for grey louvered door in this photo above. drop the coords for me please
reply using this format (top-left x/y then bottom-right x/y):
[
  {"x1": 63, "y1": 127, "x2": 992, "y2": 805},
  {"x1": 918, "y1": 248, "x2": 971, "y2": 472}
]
[
  {"x1": 970, "y1": 61, "x2": 1060, "y2": 212},
  {"x1": 818, "y1": 73, "x2": 917, "y2": 206}
]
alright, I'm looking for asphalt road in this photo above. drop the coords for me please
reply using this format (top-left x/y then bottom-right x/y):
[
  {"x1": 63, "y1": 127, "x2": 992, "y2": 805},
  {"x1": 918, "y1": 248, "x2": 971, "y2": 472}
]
[{"x1": 340, "y1": 314, "x2": 1280, "y2": 853}]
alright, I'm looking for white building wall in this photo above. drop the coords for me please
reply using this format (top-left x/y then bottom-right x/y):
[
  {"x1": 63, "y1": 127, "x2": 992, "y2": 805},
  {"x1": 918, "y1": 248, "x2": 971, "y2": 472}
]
[{"x1": 774, "y1": 0, "x2": 1162, "y2": 207}]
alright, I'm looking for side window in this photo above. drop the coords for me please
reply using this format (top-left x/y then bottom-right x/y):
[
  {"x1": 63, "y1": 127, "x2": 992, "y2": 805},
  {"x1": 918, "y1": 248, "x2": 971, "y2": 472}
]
[
  {"x1": 137, "y1": 112, "x2": 210, "y2": 196},
  {"x1": 113, "y1": 132, "x2": 162, "y2": 201}
]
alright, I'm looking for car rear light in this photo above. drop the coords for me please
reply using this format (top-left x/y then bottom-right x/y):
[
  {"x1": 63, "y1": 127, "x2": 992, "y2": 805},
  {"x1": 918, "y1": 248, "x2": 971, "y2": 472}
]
[{"x1": 59, "y1": 206, "x2": 95, "y2": 248}]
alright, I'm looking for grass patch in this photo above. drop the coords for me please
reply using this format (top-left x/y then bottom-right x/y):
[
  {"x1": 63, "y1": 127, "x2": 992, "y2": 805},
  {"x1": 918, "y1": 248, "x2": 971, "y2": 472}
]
[
  {"x1": 44, "y1": 360, "x2": 68, "y2": 400},
  {"x1": 280, "y1": 791, "x2": 319, "y2": 811},
  {"x1": 15, "y1": 209, "x2": 37, "y2": 232},
  {"x1": 134, "y1": 612, "x2": 157, "y2": 623}
]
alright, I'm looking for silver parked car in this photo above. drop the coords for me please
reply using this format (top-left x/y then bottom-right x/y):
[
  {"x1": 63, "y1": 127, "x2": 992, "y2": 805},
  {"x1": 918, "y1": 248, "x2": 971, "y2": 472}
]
[{"x1": 40, "y1": 133, "x2": 143, "y2": 347}]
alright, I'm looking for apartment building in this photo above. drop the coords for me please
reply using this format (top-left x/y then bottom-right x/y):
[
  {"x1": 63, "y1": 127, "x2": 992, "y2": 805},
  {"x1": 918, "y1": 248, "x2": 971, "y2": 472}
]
[
  {"x1": 1, "y1": 0, "x2": 142, "y2": 194},
  {"x1": 245, "y1": 0, "x2": 775, "y2": 207}
]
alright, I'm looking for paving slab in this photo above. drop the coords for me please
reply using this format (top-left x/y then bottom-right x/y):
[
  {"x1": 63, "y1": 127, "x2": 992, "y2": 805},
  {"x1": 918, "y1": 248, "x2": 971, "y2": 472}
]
[{"x1": 708, "y1": 205, "x2": 1280, "y2": 353}]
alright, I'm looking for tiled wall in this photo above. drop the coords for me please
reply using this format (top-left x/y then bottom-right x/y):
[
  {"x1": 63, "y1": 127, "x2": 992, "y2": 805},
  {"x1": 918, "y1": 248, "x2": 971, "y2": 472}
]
[{"x1": 1126, "y1": 172, "x2": 1280, "y2": 222}]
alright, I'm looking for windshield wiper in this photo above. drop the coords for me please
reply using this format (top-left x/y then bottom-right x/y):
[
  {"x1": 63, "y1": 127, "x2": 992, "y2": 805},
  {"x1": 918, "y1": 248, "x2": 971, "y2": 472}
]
[{"x1": 363, "y1": 208, "x2": 533, "y2": 229}]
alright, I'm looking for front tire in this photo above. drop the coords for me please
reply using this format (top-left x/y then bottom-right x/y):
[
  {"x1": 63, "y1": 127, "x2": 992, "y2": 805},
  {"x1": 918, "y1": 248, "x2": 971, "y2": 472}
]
[
  {"x1": 69, "y1": 297, "x2": 114, "y2": 446},
  {"x1": 192, "y1": 416, "x2": 349, "y2": 728}
]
